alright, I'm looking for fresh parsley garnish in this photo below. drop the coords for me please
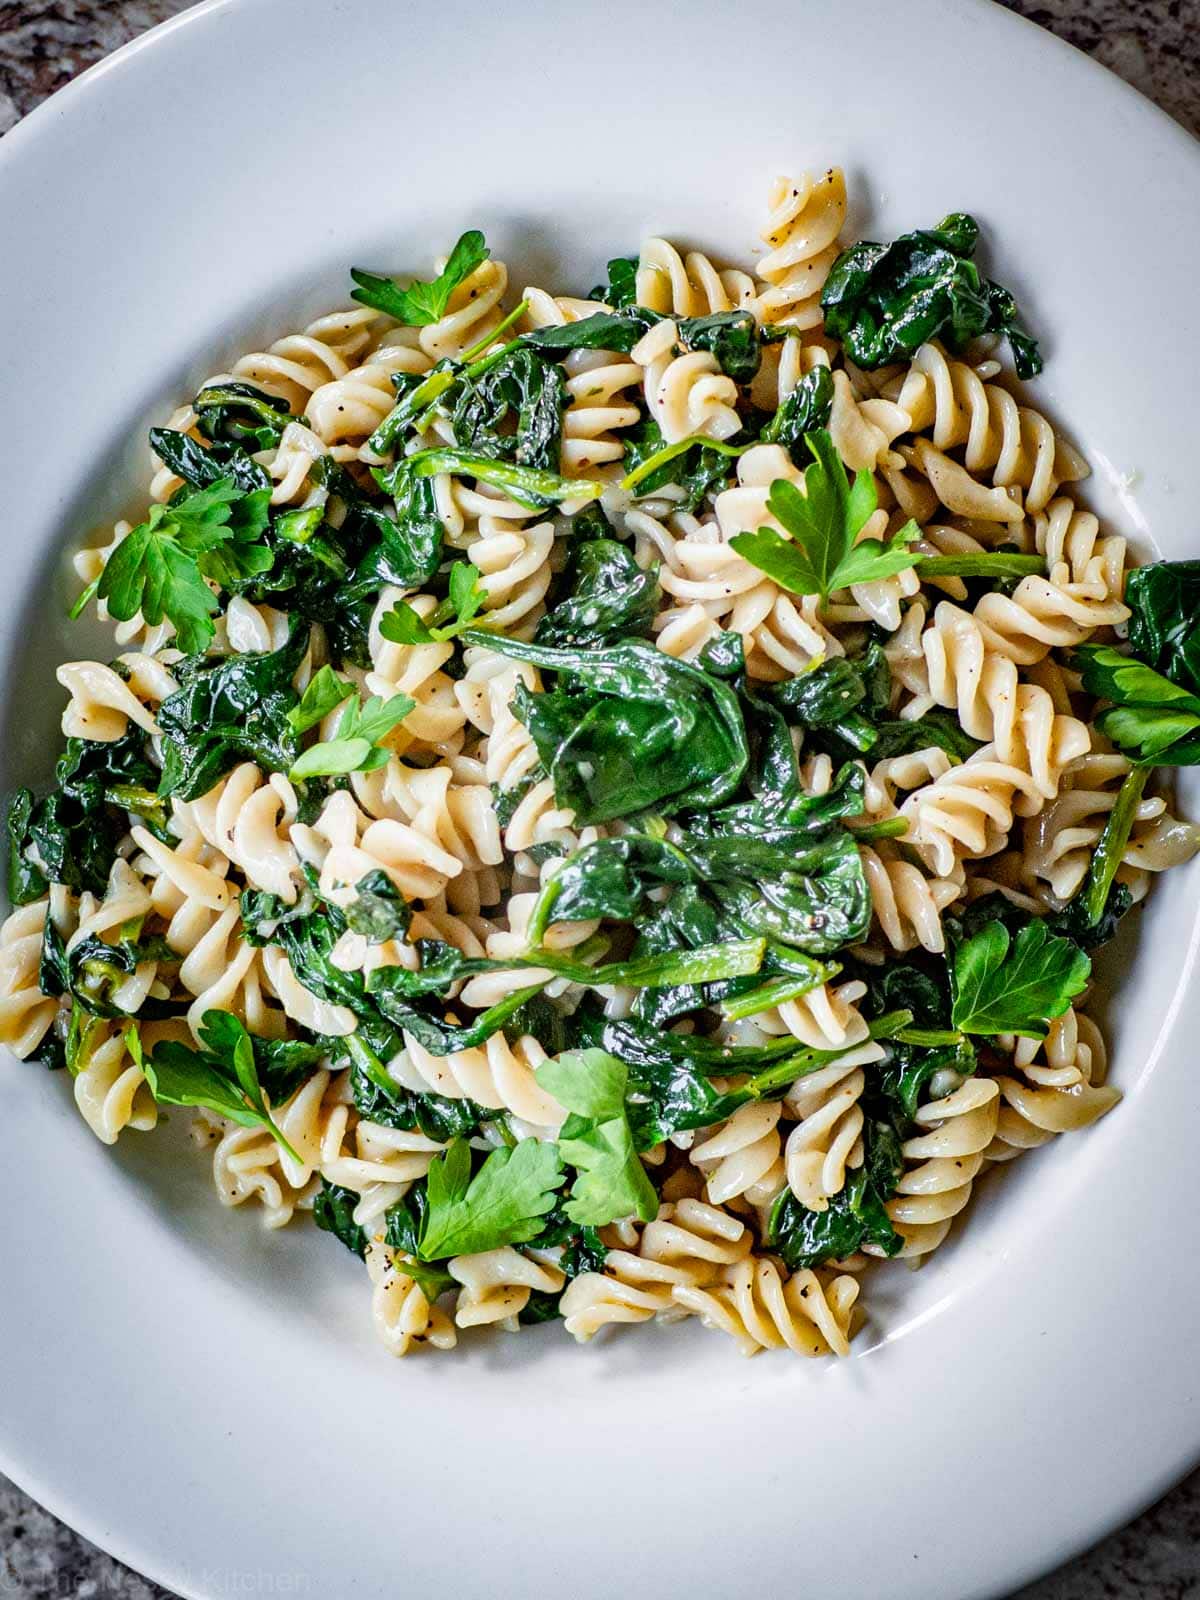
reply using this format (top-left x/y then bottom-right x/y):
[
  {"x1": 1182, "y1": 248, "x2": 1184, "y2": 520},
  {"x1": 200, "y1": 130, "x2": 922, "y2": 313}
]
[
  {"x1": 416, "y1": 1136, "x2": 564, "y2": 1260},
  {"x1": 132, "y1": 1011, "x2": 301, "y2": 1161},
  {"x1": 379, "y1": 562, "x2": 486, "y2": 646},
  {"x1": 95, "y1": 477, "x2": 272, "y2": 654},
  {"x1": 535, "y1": 1049, "x2": 658, "y2": 1227},
  {"x1": 350, "y1": 229, "x2": 490, "y2": 327},
  {"x1": 730, "y1": 430, "x2": 920, "y2": 603},
  {"x1": 1074, "y1": 643, "x2": 1200, "y2": 766},
  {"x1": 950, "y1": 920, "x2": 1090, "y2": 1039},
  {"x1": 287, "y1": 664, "x2": 355, "y2": 735},
  {"x1": 289, "y1": 689, "x2": 414, "y2": 780}
]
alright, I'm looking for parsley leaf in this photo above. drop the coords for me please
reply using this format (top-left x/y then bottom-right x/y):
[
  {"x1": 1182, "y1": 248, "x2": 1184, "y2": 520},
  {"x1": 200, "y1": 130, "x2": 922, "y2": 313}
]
[
  {"x1": 96, "y1": 477, "x2": 272, "y2": 654},
  {"x1": 350, "y1": 230, "x2": 490, "y2": 327},
  {"x1": 133, "y1": 1011, "x2": 301, "y2": 1161},
  {"x1": 535, "y1": 1049, "x2": 659, "y2": 1227},
  {"x1": 286, "y1": 665, "x2": 355, "y2": 734},
  {"x1": 1074, "y1": 642, "x2": 1200, "y2": 766},
  {"x1": 417, "y1": 1137, "x2": 564, "y2": 1260},
  {"x1": 378, "y1": 561, "x2": 486, "y2": 646},
  {"x1": 289, "y1": 689, "x2": 414, "y2": 780},
  {"x1": 729, "y1": 430, "x2": 920, "y2": 603},
  {"x1": 951, "y1": 920, "x2": 1090, "y2": 1039}
]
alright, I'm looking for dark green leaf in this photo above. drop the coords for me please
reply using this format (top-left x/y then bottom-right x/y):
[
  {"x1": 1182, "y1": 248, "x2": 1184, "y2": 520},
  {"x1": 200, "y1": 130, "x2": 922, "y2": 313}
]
[
  {"x1": 342, "y1": 869, "x2": 412, "y2": 945},
  {"x1": 194, "y1": 382, "x2": 292, "y2": 451},
  {"x1": 312, "y1": 1179, "x2": 368, "y2": 1258},
  {"x1": 534, "y1": 539, "x2": 659, "y2": 648},
  {"x1": 760, "y1": 365, "x2": 834, "y2": 453},
  {"x1": 821, "y1": 213, "x2": 1041, "y2": 376},
  {"x1": 587, "y1": 257, "x2": 639, "y2": 309},
  {"x1": 767, "y1": 1118, "x2": 903, "y2": 1268},
  {"x1": 464, "y1": 632, "x2": 748, "y2": 825},
  {"x1": 156, "y1": 621, "x2": 308, "y2": 800},
  {"x1": 677, "y1": 309, "x2": 761, "y2": 382}
]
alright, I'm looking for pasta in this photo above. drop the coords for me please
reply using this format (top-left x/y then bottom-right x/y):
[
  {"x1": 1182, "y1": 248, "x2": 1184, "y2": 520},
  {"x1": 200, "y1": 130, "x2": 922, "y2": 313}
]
[{"x1": 7, "y1": 164, "x2": 1197, "y2": 1368}]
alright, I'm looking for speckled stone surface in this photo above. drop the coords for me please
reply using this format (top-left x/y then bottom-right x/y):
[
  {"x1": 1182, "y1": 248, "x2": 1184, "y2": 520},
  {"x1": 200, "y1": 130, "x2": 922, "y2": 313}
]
[{"x1": 2, "y1": 2, "x2": 1200, "y2": 1596}]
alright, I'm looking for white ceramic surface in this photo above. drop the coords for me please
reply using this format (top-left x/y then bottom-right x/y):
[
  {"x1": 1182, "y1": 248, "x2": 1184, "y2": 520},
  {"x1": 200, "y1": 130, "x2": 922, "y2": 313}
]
[{"x1": 2, "y1": 2, "x2": 1199, "y2": 1596}]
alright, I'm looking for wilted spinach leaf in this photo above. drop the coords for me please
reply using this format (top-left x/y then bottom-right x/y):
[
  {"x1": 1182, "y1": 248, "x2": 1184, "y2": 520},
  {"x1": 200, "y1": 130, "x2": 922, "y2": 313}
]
[
  {"x1": 821, "y1": 212, "x2": 1042, "y2": 379},
  {"x1": 535, "y1": 539, "x2": 659, "y2": 648},
  {"x1": 463, "y1": 632, "x2": 749, "y2": 825},
  {"x1": 451, "y1": 346, "x2": 564, "y2": 471},
  {"x1": 767, "y1": 1117, "x2": 904, "y2": 1268},
  {"x1": 156, "y1": 621, "x2": 308, "y2": 800}
]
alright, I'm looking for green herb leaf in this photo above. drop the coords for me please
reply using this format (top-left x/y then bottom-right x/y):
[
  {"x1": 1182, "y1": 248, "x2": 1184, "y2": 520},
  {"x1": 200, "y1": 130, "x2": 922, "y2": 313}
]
[
  {"x1": 350, "y1": 229, "x2": 490, "y2": 326},
  {"x1": 536, "y1": 1049, "x2": 659, "y2": 1227},
  {"x1": 290, "y1": 690, "x2": 414, "y2": 780},
  {"x1": 98, "y1": 477, "x2": 271, "y2": 654},
  {"x1": 135, "y1": 1012, "x2": 302, "y2": 1161},
  {"x1": 286, "y1": 665, "x2": 355, "y2": 734},
  {"x1": 1075, "y1": 641, "x2": 1200, "y2": 766},
  {"x1": 730, "y1": 430, "x2": 920, "y2": 603},
  {"x1": 417, "y1": 1137, "x2": 564, "y2": 1260},
  {"x1": 951, "y1": 920, "x2": 1090, "y2": 1038},
  {"x1": 379, "y1": 561, "x2": 486, "y2": 646}
]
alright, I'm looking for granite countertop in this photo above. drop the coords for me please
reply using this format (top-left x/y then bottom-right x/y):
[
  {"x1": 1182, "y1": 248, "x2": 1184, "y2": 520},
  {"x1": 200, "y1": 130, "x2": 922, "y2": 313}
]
[{"x1": 2, "y1": 2, "x2": 1200, "y2": 1596}]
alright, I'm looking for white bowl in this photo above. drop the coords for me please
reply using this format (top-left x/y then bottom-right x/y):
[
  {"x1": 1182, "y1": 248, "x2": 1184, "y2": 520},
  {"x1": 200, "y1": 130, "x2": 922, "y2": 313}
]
[{"x1": 2, "y1": 2, "x2": 1199, "y2": 1596}]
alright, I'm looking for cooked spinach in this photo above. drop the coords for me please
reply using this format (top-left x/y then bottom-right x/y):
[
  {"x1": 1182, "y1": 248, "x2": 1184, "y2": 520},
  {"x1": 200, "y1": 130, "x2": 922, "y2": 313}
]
[
  {"x1": 535, "y1": 539, "x2": 659, "y2": 648},
  {"x1": 148, "y1": 426, "x2": 269, "y2": 496},
  {"x1": 760, "y1": 364, "x2": 834, "y2": 452},
  {"x1": 767, "y1": 1117, "x2": 904, "y2": 1268},
  {"x1": 620, "y1": 417, "x2": 745, "y2": 509},
  {"x1": 312, "y1": 1179, "x2": 368, "y2": 1258},
  {"x1": 821, "y1": 212, "x2": 1042, "y2": 378},
  {"x1": 343, "y1": 870, "x2": 412, "y2": 944},
  {"x1": 676, "y1": 309, "x2": 761, "y2": 382},
  {"x1": 156, "y1": 621, "x2": 308, "y2": 799},
  {"x1": 193, "y1": 382, "x2": 293, "y2": 451},
  {"x1": 588, "y1": 257, "x2": 639, "y2": 308},
  {"x1": 451, "y1": 346, "x2": 565, "y2": 470},
  {"x1": 7, "y1": 722, "x2": 163, "y2": 905},
  {"x1": 461, "y1": 631, "x2": 749, "y2": 824}
]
